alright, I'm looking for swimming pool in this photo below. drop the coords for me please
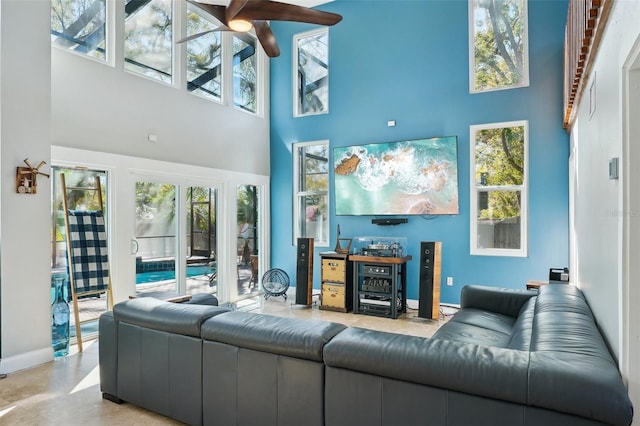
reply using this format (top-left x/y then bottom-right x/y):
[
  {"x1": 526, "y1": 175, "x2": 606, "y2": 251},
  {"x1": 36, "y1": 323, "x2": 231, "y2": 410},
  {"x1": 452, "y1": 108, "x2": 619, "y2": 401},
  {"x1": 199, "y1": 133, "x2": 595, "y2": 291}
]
[{"x1": 136, "y1": 265, "x2": 212, "y2": 284}]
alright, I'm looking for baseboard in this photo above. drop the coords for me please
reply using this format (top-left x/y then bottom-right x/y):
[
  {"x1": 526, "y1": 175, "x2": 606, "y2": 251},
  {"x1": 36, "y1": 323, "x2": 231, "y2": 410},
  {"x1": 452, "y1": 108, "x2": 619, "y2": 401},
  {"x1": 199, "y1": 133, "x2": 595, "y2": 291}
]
[
  {"x1": 406, "y1": 299, "x2": 460, "y2": 311},
  {"x1": 406, "y1": 298, "x2": 419, "y2": 310},
  {"x1": 0, "y1": 346, "x2": 53, "y2": 375}
]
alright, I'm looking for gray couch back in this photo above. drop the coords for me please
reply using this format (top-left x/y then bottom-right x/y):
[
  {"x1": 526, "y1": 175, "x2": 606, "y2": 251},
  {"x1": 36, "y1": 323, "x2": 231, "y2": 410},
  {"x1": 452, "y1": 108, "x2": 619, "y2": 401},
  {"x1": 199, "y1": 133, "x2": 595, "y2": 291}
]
[{"x1": 200, "y1": 311, "x2": 346, "y2": 426}]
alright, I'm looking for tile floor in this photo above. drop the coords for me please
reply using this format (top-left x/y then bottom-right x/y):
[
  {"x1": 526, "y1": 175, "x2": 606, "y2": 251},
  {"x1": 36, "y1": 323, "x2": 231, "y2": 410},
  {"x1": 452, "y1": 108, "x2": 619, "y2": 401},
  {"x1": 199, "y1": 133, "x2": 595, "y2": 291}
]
[{"x1": 0, "y1": 295, "x2": 453, "y2": 425}]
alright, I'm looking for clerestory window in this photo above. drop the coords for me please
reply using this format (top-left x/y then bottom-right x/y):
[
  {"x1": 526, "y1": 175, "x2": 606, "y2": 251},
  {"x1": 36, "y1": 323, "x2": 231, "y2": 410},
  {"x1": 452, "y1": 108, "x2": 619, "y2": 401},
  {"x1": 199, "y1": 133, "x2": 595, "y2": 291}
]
[
  {"x1": 124, "y1": 0, "x2": 173, "y2": 84},
  {"x1": 294, "y1": 28, "x2": 329, "y2": 117},
  {"x1": 233, "y1": 33, "x2": 258, "y2": 113},
  {"x1": 186, "y1": 2, "x2": 223, "y2": 102},
  {"x1": 51, "y1": 0, "x2": 108, "y2": 62},
  {"x1": 469, "y1": 0, "x2": 529, "y2": 93}
]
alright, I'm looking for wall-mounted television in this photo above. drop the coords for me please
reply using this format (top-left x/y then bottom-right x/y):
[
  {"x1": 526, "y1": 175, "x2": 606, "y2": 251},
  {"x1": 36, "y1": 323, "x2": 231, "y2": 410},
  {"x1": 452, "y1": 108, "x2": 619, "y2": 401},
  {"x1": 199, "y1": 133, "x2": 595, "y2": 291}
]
[{"x1": 333, "y1": 136, "x2": 459, "y2": 216}]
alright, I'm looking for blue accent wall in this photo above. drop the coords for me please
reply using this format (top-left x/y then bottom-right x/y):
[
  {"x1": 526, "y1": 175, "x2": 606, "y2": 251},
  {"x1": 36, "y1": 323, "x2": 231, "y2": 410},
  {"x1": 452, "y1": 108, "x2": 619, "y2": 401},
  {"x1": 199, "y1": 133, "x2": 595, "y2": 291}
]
[{"x1": 270, "y1": 0, "x2": 569, "y2": 304}]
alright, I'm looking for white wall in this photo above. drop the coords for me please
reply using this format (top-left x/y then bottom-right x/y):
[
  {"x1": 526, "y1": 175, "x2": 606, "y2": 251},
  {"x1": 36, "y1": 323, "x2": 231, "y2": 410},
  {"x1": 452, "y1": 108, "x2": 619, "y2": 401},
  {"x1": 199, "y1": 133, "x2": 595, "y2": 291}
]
[
  {"x1": 51, "y1": 1, "x2": 271, "y2": 176},
  {"x1": 1, "y1": 0, "x2": 272, "y2": 374},
  {"x1": 1, "y1": 0, "x2": 54, "y2": 371},
  {"x1": 569, "y1": 0, "x2": 640, "y2": 411}
]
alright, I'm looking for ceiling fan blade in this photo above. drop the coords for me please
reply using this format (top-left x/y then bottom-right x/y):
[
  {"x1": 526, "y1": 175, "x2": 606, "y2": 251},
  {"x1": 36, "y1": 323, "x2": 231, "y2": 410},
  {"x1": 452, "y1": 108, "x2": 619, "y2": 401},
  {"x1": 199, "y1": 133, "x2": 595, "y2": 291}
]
[
  {"x1": 253, "y1": 20, "x2": 280, "y2": 57},
  {"x1": 226, "y1": 0, "x2": 249, "y2": 22},
  {"x1": 176, "y1": 28, "x2": 226, "y2": 44},
  {"x1": 186, "y1": 0, "x2": 227, "y2": 24},
  {"x1": 238, "y1": 1, "x2": 342, "y2": 26}
]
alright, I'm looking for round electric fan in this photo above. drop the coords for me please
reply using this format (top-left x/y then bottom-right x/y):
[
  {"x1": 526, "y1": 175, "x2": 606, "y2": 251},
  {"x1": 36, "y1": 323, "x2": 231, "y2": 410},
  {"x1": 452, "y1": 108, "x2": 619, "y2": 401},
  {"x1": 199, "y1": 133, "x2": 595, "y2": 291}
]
[{"x1": 261, "y1": 268, "x2": 290, "y2": 301}]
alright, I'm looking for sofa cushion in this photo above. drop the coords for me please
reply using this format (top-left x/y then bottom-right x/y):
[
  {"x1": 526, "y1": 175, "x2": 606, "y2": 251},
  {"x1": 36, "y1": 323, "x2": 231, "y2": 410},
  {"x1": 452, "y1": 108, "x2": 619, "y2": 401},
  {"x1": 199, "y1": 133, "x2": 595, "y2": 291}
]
[
  {"x1": 434, "y1": 285, "x2": 538, "y2": 350},
  {"x1": 113, "y1": 297, "x2": 229, "y2": 338},
  {"x1": 201, "y1": 311, "x2": 346, "y2": 362},
  {"x1": 460, "y1": 284, "x2": 536, "y2": 317},
  {"x1": 323, "y1": 327, "x2": 531, "y2": 405},
  {"x1": 507, "y1": 296, "x2": 536, "y2": 350},
  {"x1": 431, "y1": 308, "x2": 515, "y2": 348}
]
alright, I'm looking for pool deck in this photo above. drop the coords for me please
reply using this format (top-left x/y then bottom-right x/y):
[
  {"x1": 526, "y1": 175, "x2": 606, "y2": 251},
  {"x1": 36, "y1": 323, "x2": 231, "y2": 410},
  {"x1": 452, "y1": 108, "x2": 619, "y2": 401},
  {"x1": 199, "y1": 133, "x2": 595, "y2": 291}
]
[{"x1": 71, "y1": 263, "x2": 258, "y2": 325}]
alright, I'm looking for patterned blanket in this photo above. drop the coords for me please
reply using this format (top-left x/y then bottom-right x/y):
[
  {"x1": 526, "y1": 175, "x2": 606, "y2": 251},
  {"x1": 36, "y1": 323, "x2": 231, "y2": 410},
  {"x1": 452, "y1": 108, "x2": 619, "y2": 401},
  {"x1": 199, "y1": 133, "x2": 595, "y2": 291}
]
[{"x1": 67, "y1": 210, "x2": 110, "y2": 294}]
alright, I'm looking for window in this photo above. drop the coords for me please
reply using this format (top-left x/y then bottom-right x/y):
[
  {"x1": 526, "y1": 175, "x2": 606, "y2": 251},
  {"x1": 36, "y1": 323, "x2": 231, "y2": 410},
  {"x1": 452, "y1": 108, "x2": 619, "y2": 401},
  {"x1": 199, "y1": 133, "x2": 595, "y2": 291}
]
[
  {"x1": 186, "y1": 3, "x2": 223, "y2": 102},
  {"x1": 470, "y1": 121, "x2": 528, "y2": 256},
  {"x1": 294, "y1": 28, "x2": 329, "y2": 117},
  {"x1": 293, "y1": 141, "x2": 330, "y2": 247},
  {"x1": 469, "y1": 0, "x2": 529, "y2": 93},
  {"x1": 124, "y1": 0, "x2": 173, "y2": 83},
  {"x1": 51, "y1": 0, "x2": 108, "y2": 61},
  {"x1": 233, "y1": 33, "x2": 258, "y2": 113}
]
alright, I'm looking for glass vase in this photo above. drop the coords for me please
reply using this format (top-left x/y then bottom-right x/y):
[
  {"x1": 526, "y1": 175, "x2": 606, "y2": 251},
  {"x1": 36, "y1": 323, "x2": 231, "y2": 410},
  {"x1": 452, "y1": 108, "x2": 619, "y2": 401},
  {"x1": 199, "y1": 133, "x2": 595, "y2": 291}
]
[{"x1": 51, "y1": 277, "x2": 70, "y2": 357}]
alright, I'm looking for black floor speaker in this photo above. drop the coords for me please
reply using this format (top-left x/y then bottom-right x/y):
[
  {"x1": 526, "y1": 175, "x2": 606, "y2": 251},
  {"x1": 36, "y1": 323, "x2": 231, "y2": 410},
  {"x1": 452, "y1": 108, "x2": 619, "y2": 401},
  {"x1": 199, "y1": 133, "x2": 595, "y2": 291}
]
[
  {"x1": 295, "y1": 237, "x2": 314, "y2": 305},
  {"x1": 418, "y1": 241, "x2": 442, "y2": 320}
]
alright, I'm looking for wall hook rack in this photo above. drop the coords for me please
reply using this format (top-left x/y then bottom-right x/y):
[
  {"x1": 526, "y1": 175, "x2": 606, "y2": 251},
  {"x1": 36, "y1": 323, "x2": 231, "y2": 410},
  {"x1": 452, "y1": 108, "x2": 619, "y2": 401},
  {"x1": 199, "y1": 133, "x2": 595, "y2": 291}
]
[{"x1": 16, "y1": 158, "x2": 50, "y2": 194}]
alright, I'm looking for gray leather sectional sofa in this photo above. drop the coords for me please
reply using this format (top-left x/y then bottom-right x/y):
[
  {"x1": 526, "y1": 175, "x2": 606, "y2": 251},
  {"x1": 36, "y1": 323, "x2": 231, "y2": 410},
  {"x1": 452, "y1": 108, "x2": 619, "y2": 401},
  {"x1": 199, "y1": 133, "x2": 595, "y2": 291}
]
[{"x1": 99, "y1": 284, "x2": 633, "y2": 426}]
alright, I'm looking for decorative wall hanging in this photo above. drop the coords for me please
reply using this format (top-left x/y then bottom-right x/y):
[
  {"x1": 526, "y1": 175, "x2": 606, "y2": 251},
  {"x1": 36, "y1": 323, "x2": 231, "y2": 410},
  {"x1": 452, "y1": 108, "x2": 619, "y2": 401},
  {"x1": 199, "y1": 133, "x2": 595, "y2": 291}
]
[{"x1": 16, "y1": 158, "x2": 49, "y2": 194}]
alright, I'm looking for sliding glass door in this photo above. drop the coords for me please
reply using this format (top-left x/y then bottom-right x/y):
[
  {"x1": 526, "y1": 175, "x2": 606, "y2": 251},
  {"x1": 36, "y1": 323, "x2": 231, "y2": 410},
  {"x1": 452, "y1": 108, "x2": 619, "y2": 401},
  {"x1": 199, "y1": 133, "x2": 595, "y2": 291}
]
[
  {"x1": 133, "y1": 181, "x2": 178, "y2": 295},
  {"x1": 186, "y1": 186, "x2": 218, "y2": 295},
  {"x1": 235, "y1": 184, "x2": 261, "y2": 300},
  {"x1": 133, "y1": 179, "x2": 219, "y2": 297}
]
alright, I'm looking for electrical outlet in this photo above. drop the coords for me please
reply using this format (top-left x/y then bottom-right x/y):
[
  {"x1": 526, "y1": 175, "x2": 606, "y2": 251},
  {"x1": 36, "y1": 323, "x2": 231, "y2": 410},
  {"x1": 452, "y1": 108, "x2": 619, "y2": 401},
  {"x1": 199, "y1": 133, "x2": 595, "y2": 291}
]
[{"x1": 447, "y1": 276, "x2": 453, "y2": 286}]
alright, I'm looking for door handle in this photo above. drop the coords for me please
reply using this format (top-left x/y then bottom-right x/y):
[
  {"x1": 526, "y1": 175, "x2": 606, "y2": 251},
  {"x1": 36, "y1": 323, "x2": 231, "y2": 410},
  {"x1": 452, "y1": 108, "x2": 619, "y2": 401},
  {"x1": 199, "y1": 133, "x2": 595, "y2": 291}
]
[{"x1": 131, "y1": 239, "x2": 139, "y2": 255}]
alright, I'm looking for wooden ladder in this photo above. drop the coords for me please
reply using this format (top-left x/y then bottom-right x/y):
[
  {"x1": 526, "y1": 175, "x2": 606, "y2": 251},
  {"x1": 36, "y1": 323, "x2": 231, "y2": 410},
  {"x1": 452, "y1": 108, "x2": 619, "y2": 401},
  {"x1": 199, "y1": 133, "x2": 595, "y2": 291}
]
[{"x1": 61, "y1": 174, "x2": 113, "y2": 352}]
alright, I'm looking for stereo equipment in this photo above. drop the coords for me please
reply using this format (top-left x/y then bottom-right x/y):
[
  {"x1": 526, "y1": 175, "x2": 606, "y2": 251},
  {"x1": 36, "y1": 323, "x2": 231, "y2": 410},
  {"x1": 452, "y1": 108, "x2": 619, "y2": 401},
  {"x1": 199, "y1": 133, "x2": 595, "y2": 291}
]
[
  {"x1": 359, "y1": 243, "x2": 404, "y2": 258},
  {"x1": 371, "y1": 218, "x2": 408, "y2": 226},
  {"x1": 549, "y1": 267, "x2": 570, "y2": 282},
  {"x1": 295, "y1": 237, "x2": 314, "y2": 305},
  {"x1": 362, "y1": 264, "x2": 392, "y2": 275},
  {"x1": 418, "y1": 241, "x2": 442, "y2": 320}
]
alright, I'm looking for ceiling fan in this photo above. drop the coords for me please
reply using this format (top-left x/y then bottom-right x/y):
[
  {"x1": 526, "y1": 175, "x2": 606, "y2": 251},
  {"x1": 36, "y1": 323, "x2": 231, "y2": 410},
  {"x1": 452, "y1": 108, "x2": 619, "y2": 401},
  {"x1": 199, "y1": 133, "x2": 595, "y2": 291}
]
[{"x1": 180, "y1": 0, "x2": 342, "y2": 57}]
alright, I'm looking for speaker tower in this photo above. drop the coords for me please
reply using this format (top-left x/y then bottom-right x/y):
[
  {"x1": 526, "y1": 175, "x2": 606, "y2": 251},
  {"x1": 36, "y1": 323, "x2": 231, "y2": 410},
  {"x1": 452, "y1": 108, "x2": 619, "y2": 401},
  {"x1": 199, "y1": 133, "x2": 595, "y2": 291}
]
[
  {"x1": 295, "y1": 238, "x2": 314, "y2": 305},
  {"x1": 418, "y1": 241, "x2": 442, "y2": 320}
]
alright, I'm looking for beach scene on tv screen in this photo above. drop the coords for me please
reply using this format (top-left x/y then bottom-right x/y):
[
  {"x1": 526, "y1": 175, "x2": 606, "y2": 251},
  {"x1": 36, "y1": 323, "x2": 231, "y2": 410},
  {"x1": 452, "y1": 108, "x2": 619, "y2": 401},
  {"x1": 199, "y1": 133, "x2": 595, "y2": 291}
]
[{"x1": 334, "y1": 136, "x2": 459, "y2": 216}]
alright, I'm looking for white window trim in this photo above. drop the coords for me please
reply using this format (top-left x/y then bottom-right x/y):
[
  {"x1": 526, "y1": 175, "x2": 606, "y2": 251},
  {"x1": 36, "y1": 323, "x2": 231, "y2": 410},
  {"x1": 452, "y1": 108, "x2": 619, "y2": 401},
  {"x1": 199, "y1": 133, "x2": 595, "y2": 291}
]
[
  {"x1": 468, "y1": 0, "x2": 530, "y2": 94},
  {"x1": 122, "y1": 0, "x2": 176, "y2": 87},
  {"x1": 183, "y1": 1, "x2": 225, "y2": 105},
  {"x1": 292, "y1": 27, "x2": 329, "y2": 118},
  {"x1": 292, "y1": 140, "x2": 330, "y2": 247},
  {"x1": 470, "y1": 120, "x2": 528, "y2": 257},
  {"x1": 231, "y1": 31, "x2": 263, "y2": 117},
  {"x1": 51, "y1": 0, "x2": 115, "y2": 67}
]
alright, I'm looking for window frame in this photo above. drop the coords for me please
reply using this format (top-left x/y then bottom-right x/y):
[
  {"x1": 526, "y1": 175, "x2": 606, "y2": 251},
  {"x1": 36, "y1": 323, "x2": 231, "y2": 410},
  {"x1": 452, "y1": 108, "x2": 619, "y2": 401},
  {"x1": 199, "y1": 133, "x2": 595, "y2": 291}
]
[
  {"x1": 51, "y1": 0, "x2": 114, "y2": 65},
  {"x1": 123, "y1": 0, "x2": 175, "y2": 85},
  {"x1": 470, "y1": 120, "x2": 528, "y2": 257},
  {"x1": 185, "y1": 2, "x2": 225, "y2": 104},
  {"x1": 232, "y1": 32, "x2": 261, "y2": 115},
  {"x1": 292, "y1": 140, "x2": 330, "y2": 247},
  {"x1": 292, "y1": 27, "x2": 330, "y2": 117},
  {"x1": 468, "y1": 0, "x2": 530, "y2": 94}
]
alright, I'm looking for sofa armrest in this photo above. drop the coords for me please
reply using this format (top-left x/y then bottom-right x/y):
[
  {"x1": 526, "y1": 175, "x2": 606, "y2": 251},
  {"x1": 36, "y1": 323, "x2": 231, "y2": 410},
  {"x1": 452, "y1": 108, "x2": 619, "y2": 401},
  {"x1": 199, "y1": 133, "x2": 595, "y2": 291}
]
[
  {"x1": 461, "y1": 285, "x2": 537, "y2": 317},
  {"x1": 98, "y1": 311, "x2": 118, "y2": 398}
]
